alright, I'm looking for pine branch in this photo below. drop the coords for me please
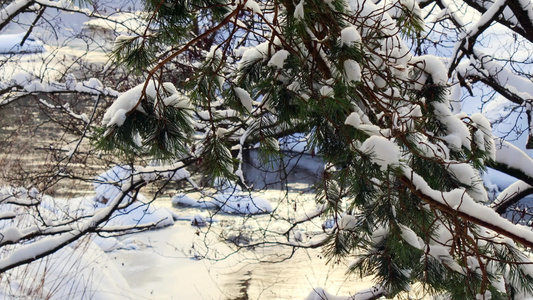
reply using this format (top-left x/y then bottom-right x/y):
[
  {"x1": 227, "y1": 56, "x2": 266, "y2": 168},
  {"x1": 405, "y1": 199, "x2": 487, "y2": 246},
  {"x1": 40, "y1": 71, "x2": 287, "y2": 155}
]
[
  {"x1": 135, "y1": 5, "x2": 244, "y2": 112},
  {"x1": 400, "y1": 172, "x2": 533, "y2": 249}
]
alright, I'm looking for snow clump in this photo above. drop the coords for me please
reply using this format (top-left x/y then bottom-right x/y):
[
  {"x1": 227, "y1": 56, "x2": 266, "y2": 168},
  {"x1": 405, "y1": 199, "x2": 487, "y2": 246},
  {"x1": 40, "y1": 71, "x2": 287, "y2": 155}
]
[
  {"x1": 344, "y1": 59, "x2": 361, "y2": 82},
  {"x1": 234, "y1": 87, "x2": 254, "y2": 112},
  {"x1": 360, "y1": 136, "x2": 401, "y2": 171},
  {"x1": 340, "y1": 26, "x2": 361, "y2": 46},
  {"x1": 267, "y1": 49, "x2": 290, "y2": 69}
]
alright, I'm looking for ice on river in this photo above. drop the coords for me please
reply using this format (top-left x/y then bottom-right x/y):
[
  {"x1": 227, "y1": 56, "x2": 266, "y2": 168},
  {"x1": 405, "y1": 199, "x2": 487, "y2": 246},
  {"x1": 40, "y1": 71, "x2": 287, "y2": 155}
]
[{"x1": 172, "y1": 179, "x2": 273, "y2": 215}]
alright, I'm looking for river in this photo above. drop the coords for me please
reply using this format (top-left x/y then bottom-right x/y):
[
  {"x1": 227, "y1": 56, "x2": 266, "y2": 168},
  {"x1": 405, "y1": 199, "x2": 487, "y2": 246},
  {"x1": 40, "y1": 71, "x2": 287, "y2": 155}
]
[
  {"x1": 111, "y1": 188, "x2": 374, "y2": 300},
  {"x1": 0, "y1": 87, "x2": 374, "y2": 298}
]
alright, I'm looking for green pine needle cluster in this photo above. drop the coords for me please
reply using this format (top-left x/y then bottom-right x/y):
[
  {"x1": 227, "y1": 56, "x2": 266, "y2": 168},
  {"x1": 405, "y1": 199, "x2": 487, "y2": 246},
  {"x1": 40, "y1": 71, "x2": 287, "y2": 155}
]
[
  {"x1": 96, "y1": 0, "x2": 533, "y2": 298},
  {"x1": 96, "y1": 84, "x2": 194, "y2": 161}
]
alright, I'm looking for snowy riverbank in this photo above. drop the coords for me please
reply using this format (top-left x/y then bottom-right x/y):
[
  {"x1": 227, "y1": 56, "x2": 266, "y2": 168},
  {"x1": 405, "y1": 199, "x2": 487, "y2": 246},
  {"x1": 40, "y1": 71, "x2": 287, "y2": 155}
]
[{"x1": 0, "y1": 186, "x2": 374, "y2": 299}]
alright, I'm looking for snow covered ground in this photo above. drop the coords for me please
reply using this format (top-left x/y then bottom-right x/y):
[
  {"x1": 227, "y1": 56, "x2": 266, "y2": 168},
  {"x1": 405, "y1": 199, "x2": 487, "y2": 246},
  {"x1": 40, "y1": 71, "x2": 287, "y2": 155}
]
[{"x1": 0, "y1": 186, "x2": 373, "y2": 299}]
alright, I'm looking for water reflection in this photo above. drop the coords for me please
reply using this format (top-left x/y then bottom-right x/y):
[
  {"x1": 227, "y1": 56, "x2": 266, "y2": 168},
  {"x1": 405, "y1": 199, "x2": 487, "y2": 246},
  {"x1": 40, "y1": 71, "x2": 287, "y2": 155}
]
[{"x1": 241, "y1": 149, "x2": 322, "y2": 191}]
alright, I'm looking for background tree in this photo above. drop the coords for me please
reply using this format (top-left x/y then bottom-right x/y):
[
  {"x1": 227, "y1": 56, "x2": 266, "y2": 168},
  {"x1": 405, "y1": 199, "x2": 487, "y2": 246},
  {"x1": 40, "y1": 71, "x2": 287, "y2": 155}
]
[{"x1": 2, "y1": 0, "x2": 533, "y2": 299}]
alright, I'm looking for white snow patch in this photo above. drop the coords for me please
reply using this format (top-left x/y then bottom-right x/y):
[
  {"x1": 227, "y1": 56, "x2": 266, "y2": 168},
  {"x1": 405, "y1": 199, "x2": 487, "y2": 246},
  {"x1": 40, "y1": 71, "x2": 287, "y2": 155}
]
[
  {"x1": 267, "y1": 50, "x2": 290, "y2": 69},
  {"x1": 234, "y1": 87, "x2": 254, "y2": 112},
  {"x1": 339, "y1": 215, "x2": 357, "y2": 230},
  {"x1": 344, "y1": 112, "x2": 361, "y2": 128},
  {"x1": 340, "y1": 26, "x2": 361, "y2": 46},
  {"x1": 411, "y1": 55, "x2": 448, "y2": 85},
  {"x1": 320, "y1": 85, "x2": 334, "y2": 97},
  {"x1": 102, "y1": 83, "x2": 149, "y2": 126},
  {"x1": 344, "y1": 59, "x2": 361, "y2": 82},
  {"x1": 191, "y1": 214, "x2": 207, "y2": 226},
  {"x1": 294, "y1": 0, "x2": 305, "y2": 19},
  {"x1": 447, "y1": 162, "x2": 475, "y2": 186},
  {"x1": 243, "y1": 0, "x2": 262, "y2": 14},
  {"x1": 399, "y1": 224, "x2": 422, "y2": 250},
  {"x1": 360, "y1": 136, "x2": 401, "y2": 171}
]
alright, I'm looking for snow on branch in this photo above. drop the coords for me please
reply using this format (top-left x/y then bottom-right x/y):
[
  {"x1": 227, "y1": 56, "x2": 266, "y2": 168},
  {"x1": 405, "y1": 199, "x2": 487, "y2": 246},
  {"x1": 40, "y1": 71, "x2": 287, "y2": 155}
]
[
  {"x1": 0, "y1": 162, "x2": 191, "y2": 273},
  {"x1": 0, "y1": 74, "x2": 119, "y2": 108},
  {"x1": 456, "y1": 48, "x2": 533, "y2": 147},
  {"x1": 0, "y1": 178, "x2": 147, "y2": 273},
  {"x1": 401, "y1": 166, "x2": 533, "y2": 249},
  {"x1": 0, "y1": 0, "x2": 33, "y2": 32},
  {"x1": 460, "y1": 0, "x2": 527, "y2": 40},
  {"x1": 507, "y1": 0, "x2": 533, "y2": 42},
  {"x1": 491, "y1": 180, "x2": 533, "y2": 214},
  {"x1": 38, "y1": 98, "x2": 91, "y2": 124},
  {"x1": 490, "y1": 138, "x2": 533, "y2": 184},
  {"x1": 466, "y1": 0, "x2": 506, "y2": 46},
  {"x1": 457, "y1": 49, "x2": 533, "y2": 106},
  {"x1": 444, "y1": 0, "x2": 507, "y2": 74}
]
